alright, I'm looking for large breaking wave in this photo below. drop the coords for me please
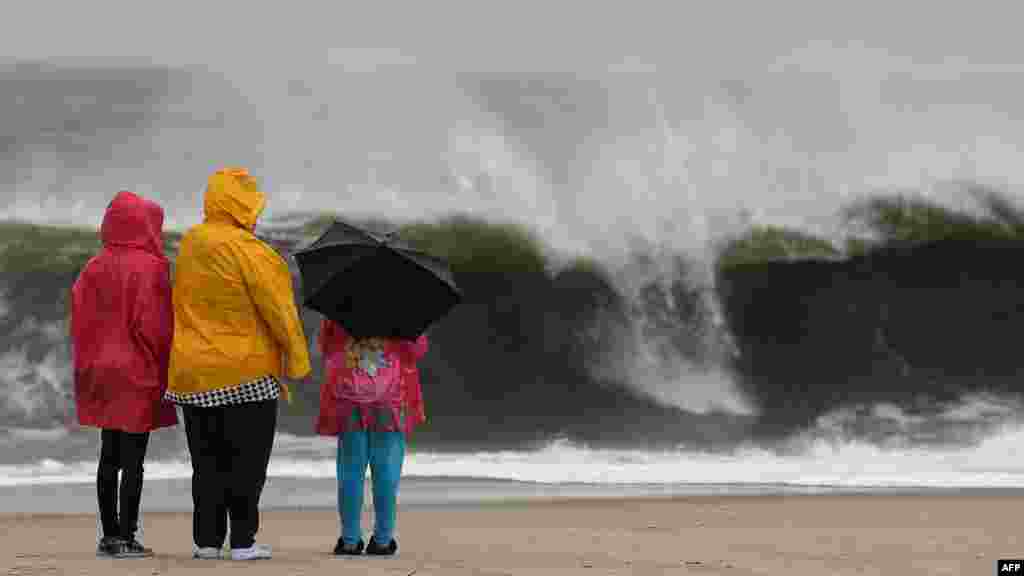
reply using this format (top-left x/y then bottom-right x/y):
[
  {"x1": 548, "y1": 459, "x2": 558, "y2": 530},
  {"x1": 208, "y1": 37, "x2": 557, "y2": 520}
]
[{"x1": 3, "y1": 59, "x2": 1024, "y2": 488}]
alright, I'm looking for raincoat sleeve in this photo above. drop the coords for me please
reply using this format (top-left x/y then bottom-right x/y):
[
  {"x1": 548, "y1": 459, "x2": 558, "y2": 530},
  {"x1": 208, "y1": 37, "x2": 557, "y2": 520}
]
[
  {"x1": 67, "y1": 275, "x2": 86, "y2": 427},
  {"x1": 318, "y1": 319, "x2": 350, "y2": 358},
  {"x1": 400, "y1": 334, "x2": 429, "y2": 361},
  {"x1": 399, "y1": 334, "x2": 428, "y2": 427},
  {"x1": 236, "y1": 238, "x2": 312, "y2": 380},
  {"x1": 132, "y1": 262, "x2": 173, "y2": 390},
  {"x1": 317, "y1": 318, "x2": 334, "y2": 357},
  {"x1": 69, "y1": 260, "x2": 94, "y2": 360}
]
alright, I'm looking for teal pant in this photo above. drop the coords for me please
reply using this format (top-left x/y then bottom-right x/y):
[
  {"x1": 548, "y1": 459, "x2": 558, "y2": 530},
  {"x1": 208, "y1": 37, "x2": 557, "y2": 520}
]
[{"x1": 337, "y1": 430, "x2": 406, "y2": 545}]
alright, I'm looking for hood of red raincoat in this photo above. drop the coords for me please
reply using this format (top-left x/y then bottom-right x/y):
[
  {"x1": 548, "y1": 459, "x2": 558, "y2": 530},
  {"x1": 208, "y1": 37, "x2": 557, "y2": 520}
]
[{"x1": 100, "y1": 191, "x2": 166, "y2": 259}]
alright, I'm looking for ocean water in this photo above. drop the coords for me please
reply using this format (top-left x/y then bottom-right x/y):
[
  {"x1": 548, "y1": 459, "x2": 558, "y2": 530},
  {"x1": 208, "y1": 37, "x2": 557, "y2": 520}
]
[
  {"x1": 7, "y1": 32, "x2": 1024, "y2": 515},
  {"x1": 5, "y1": 425, "x2": 1024, "y2": 514},
  {"x1": 4, "y1": 416, "x2": 1024, "y2": 492}
]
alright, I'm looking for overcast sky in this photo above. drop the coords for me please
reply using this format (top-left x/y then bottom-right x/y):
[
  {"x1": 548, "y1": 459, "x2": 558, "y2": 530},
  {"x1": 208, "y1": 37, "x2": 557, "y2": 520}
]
[{"x1": 3, "y1": 0, "x2": 1024, "y2": 258}]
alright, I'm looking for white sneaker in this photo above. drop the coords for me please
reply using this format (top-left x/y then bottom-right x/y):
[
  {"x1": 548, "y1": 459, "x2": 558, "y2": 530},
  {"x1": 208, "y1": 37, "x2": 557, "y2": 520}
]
[
  {"x1": 231, "y1": 544, "x2": 272, "y2": 560},
  {"x1": 192, "y1": 546, "x2": 222, "y2": 560}
]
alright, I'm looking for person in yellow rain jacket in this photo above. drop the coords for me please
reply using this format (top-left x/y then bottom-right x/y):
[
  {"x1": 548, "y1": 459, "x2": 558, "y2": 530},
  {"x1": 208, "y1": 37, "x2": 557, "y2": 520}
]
[{"x1": 165, "y1": 168, "x2": 311, "y2": 561}]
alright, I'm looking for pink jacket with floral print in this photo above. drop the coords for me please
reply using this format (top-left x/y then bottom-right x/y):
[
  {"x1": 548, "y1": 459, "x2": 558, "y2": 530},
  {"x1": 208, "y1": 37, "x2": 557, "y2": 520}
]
[{"x1": 315, "y1": 319, "x2": 428, "y2": 435}]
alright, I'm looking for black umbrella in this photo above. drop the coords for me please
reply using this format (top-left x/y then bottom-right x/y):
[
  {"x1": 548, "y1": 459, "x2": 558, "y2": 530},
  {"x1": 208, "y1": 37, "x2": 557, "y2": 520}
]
[{"x1": 293, "y1": 219, "x2": 462, "y2": 340}]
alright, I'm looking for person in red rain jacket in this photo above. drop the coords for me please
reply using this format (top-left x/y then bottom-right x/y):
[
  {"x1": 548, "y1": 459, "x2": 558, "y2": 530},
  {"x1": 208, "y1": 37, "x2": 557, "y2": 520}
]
[{"x1": 70, "y1": 191, "x2": 176, "y2": 558}]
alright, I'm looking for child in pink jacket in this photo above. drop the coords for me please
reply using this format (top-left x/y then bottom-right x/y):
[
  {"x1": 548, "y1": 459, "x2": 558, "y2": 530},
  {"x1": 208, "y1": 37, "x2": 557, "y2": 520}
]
[{"x1": 315, "y1": 319, "x2": 428, "y2": 556}]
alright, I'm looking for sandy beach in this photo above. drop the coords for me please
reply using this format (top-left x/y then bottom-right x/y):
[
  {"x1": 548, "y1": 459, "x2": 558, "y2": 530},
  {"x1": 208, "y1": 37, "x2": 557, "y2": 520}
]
[{"x1": 1, "y1": 493, "x2": 1020, "y2": 575}]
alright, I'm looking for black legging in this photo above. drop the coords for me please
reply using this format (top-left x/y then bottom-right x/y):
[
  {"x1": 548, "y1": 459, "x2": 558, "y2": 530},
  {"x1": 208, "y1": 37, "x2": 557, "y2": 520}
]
[
  {"x1": 97, "y1": 429, "x2": 151, "y2": 541},
  {"x1": 182, "y1": 400, "x2": 277, "y2": 550}
]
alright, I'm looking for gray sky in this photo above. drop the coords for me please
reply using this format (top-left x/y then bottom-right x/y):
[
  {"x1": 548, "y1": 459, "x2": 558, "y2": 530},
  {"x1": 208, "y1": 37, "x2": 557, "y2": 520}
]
[{"x1": 3, "y1": 0, "x2": 1024, "y2": 259}]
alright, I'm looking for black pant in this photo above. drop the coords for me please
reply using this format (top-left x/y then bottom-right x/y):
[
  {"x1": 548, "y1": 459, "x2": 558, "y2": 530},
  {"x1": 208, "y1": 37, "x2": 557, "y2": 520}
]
[
  {"x1": 97, "y1": 429, "x2": 151, "y2": 541},
  {"x1": 182, "y1": 400, "x2": 277, "y2": 550}
]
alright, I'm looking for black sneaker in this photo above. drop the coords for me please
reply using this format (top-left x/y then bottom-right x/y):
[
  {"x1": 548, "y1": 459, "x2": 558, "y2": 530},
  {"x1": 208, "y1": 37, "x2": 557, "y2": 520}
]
[
  {"x1": 365, "y1": 537, "x2": 397, "y2": 556},
  {"x1": 117, "y1": 539, "x2": 154, "y2": 558},
  {"x1": 96, "y1": 536, "x2": 122, "y2": 557},
  {"x1": 333, "y1": 538, "x2": 364, "y2": 556}
]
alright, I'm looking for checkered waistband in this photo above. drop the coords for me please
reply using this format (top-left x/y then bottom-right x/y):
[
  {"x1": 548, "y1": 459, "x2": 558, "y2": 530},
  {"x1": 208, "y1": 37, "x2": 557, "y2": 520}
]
[{"x1": 164, "y1": 375, "x2": 280, "y2": 408}]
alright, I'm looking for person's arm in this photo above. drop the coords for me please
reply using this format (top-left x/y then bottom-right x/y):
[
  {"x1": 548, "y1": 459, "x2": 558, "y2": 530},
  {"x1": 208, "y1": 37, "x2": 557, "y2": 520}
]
[
  {"x1": 67, "y1": 278, "x2": 80, "y2": 360},
  {"x1": 318, "y1": 318, "x2": 336, "y2": 357},
  {"x1": 400, "y1": 334, "x2": 429, "y2": 362},
  {"x1": 320, "y1": 320, "x2": 352, "y2": 359},
  {"x1": 131, "y1": 261, "x2": 174, "y2": 389},
  {"x1": 68, "y1": 260, "x2": 94, "y2": 347},
  {"x1": 235, "y1": 238, "x2": 312, "y2": 380},
  {"x1": 67, "y1": 261, "x2": 90, "y2": 340}
]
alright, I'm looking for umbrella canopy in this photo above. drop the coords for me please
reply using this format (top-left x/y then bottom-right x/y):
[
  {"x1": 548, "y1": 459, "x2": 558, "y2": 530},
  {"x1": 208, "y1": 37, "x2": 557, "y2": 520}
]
[{"x1": 293, "y1": 219, "x2": 462, "y2": 340}]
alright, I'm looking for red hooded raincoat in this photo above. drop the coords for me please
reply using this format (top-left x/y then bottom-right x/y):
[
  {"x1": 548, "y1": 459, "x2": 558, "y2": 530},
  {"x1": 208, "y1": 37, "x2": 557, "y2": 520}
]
[{"x1": 70, "y1": 191, "x2": 177, "y2": 432}]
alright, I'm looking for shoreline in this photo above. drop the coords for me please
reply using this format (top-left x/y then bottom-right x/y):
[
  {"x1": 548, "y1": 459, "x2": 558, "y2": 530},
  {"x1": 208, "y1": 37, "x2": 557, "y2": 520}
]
[{"x1": 3, "y1": 474, "x2": 1024, "y2": 514}]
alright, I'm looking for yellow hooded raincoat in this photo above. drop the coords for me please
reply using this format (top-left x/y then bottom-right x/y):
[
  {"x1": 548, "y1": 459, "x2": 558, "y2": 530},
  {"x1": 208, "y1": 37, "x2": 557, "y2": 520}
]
[{"x1": 167, "y1": 168, "x2": 311, "y2": 402}]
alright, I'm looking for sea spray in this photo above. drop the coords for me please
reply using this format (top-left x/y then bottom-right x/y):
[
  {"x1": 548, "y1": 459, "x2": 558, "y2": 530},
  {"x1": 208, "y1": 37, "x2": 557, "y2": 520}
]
[{"x1": 4, "y1": 410, "x2": 1024, "y2": 489}]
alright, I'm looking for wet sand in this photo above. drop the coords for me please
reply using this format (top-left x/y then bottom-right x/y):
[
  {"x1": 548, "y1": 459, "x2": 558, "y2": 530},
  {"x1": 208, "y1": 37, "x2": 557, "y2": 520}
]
[{"x1": 2, "y1": 493, "x2": 1021, "y2": 575}]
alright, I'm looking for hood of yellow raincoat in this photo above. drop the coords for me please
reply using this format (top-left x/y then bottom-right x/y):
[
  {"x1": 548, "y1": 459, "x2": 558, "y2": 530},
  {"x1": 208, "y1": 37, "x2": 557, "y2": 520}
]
[{"x1": 203, "y1": 168, "x2": 266, "y2": 230}]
